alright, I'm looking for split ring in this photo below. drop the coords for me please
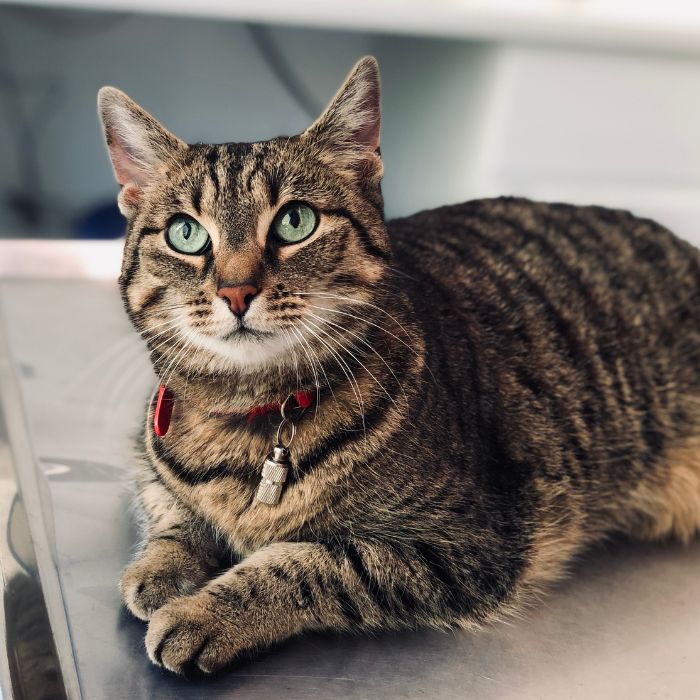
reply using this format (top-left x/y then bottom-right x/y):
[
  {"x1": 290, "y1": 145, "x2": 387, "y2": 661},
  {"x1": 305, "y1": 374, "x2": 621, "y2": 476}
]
[{"x1": 276, "y1": 418, "x2": 296, "y2": 448}]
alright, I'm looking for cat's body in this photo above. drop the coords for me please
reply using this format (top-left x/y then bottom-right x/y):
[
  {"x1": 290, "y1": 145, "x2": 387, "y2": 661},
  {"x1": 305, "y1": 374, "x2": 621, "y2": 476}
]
[
  {"x1": 98, "y1": 59, "x2": 700, "y2": 674},
  {"x1": 392, "y1": 196, "x2": 700, "y2": 552}
]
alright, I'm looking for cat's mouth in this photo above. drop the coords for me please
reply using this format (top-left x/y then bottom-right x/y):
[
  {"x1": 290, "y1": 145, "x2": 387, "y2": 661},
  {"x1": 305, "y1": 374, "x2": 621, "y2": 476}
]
[{"x1": 220, "y1": 325, "x2": 275, "y2": 342}]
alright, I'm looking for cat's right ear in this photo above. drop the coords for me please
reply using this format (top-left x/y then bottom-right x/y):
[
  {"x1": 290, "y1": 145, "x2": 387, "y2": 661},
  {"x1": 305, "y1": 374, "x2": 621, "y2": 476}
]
[
  {"x1": 304, "y1": 56, "x2": 382, "y2": 185},
  {"x1": 97, "y1": 87, "x2": 185, "y2": 216}
]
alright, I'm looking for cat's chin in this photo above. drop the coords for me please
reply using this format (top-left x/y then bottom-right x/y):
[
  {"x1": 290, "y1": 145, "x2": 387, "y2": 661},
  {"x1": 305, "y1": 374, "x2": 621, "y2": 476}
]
[{"x1": 185, "y1": 325, "x2": 293, "y2": 373}]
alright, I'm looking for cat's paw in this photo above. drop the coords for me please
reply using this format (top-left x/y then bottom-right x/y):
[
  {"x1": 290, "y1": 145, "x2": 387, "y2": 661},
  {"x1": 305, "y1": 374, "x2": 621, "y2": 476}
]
[
  {"x1": 120, "y1": 541, "x2": 211, "y2": 621},
  {"x1": 145, "y1": 593, "x2": 241, "y2": 674}
]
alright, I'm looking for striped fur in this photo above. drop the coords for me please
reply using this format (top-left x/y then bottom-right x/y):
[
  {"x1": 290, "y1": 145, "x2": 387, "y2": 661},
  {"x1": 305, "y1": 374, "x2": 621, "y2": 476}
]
[{"x1": 98, "y1": 57, "x2": 700, "y2": 674}]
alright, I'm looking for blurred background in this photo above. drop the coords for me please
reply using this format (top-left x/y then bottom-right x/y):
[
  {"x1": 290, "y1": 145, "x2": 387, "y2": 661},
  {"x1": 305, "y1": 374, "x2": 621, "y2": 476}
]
[{"x1": 1, "y1": 0, "x2": 700, "y2": 245}]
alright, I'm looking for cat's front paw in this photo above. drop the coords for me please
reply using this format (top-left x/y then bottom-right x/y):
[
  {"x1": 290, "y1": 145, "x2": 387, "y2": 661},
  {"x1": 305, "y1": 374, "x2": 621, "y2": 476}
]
[
  {"x1": 145, "y1": 593, "x2": 241, "y2": 674},
  {"x1": 120, "y1": 541, "x2": 212, "y2": 621}
]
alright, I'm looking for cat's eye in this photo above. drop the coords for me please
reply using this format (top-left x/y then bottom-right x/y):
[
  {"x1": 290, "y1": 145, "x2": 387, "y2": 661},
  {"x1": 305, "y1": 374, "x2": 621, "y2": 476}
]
[
  {"x1": 166, "y1": 216, "x2": 211, "y2": 255},
  {"x1": 272, "y1": 202, "x2": 318, "y2": 244}
]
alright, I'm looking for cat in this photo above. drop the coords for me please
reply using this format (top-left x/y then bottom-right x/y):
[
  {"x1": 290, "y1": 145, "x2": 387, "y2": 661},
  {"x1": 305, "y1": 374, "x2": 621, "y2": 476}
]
[{"x1": 97, "y1": 56, "x2": 700, "y2": 675}]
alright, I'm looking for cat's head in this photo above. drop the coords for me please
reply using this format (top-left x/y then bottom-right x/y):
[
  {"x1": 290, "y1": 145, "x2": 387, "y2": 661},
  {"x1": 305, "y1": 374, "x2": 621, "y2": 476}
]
[{"x1": 98, "y1": 57, "x2": 390, "y2": 385}]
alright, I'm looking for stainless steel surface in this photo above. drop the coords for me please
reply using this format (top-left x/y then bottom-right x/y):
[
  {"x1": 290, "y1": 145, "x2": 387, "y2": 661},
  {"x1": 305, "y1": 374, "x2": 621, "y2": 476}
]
[
  {"x1": 0, "y1": 241, "x2": 699, "y2": 699},
  {"x1": 0, "y1": 296, "x2": 74, "y2": 699}
]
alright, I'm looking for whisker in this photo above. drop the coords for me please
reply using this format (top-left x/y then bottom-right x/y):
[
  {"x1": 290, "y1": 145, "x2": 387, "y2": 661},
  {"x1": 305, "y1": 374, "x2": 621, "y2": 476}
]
[
  {"x1": 387, "y1": 264, "x2": 420, "y2": 283},
  {"x1": 298, "y1": 319, "x2": 366, "y2": 444},
  {"x1": 62, "y1": 333, "x2": 142, "y2": 396},
  {"x1": 139, "y1": 320, "x2": 184, "y2": 343},
  {"x1": 143, "y1": 301, "x2": 192, "y2": 312},
  {"x1": 309, "y1": 312, "x2": 408, "y2": 407},
  {"x1": 145, "y1": 326, "x2": 182, "y2": 357},
  {"x1": 138, "y1": 314, "x2": 185, "y2": 332},
  {"x1": 290, "y1": 325, "x2": 327, "y2": 417},
  {"x1": 281, "y1": 328, "x2": 302, "y2": 398},
  {"x1": 305, "y1": 318, "x2": 402, "y2": 414},
  {"x1": 293, "y1": 291, "x2": 413, "y2": 340},
  {"x1": 182, "y1": 335, "x2": 207, "y2": 400},
  {"x1": 161, "y1": 330, "x2": 194, "y2": 388},
  {"x1": 306, "y1": 304, "x2": 421, "y2": 359}
]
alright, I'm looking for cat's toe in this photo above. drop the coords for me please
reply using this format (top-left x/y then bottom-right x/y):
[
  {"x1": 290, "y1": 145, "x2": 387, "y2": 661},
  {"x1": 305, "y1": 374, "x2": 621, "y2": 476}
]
[
  {"x1": 145, "y1": 595, "x2": 238, "y2": 674},
  {"x1": 120, "y1": 558, "x2": 207, "y2": 621}
]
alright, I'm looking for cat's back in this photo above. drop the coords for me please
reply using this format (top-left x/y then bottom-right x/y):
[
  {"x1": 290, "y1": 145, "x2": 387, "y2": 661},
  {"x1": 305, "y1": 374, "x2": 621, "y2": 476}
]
[
  {"x1": 389, "y1": 197, "x2": 700, "y2": 541},
  {"x1": 389, "y1": 197, "x2": 700, "y2": 484},
  {"x1": 389, "y1": 196, "x2": 700, "y2": 343}
]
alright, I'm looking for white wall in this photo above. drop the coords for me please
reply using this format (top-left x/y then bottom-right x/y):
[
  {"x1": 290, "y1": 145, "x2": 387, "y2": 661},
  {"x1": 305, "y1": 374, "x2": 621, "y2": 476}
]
[
  {"x1": 0, "y1": 7, "x2": 498, "y2": 237},
  {"x1": 1, "y1": 5, "x2": 700, "y2": 248},
  {"x1": 473, "y1": 45, "x2": 700, "y2": 246},
  {"x1": 0, "y1": 8, "x2": 374, "y2": 235}
]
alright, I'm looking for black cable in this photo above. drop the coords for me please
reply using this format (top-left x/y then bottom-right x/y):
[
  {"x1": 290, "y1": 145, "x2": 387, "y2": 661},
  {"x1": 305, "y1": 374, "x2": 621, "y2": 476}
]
[{"x1": 246, "y1": 23, "x2": 323, "y2": 121}]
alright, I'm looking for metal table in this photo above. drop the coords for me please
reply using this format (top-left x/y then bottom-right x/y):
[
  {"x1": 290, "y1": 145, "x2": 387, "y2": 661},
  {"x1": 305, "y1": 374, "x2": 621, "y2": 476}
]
[{"x1": 1, "y1": 241, "x2": 698, "y2": 699}]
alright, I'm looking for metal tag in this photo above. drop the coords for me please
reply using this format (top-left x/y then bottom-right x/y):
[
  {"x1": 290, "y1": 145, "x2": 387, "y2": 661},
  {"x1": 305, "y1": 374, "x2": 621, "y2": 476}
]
[
  {"x1": 256, "y1": 394, "x2": 307, "y2": 506},
  {"x1": 256, "y1": 445, "x2": 290, "y2": 505}
]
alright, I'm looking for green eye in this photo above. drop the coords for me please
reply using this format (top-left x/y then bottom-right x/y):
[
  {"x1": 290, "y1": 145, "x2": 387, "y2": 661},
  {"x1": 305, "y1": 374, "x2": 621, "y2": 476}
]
[
  {"x1": 272, "y1": 202, "x2": 318, "y2": 244},
  {"x1": 166, "y1": 216, "x2": 210, "y2": 255}
]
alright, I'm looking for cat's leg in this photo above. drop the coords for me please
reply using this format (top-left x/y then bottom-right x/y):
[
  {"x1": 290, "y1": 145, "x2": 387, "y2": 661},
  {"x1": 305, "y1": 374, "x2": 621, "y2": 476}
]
[
  {"x1": 121, "y1": 474, "x2": 225, "y2": 621},
  {"x1": 144, "y1": 539, "x2": 490, "y2": 674},
  {"x1": 618, "y1": 435, "x2": 700, "y2": 542}
]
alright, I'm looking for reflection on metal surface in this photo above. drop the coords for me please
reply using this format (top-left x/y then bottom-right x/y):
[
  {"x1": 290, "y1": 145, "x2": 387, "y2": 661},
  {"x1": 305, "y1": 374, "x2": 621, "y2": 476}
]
[
  {"x1": 0, "y1": 414, "x2": 66, "y2": 700},
  {"x1": 5, "y1": 572, "x2": 65, "y2": 700},
  {"x1": 39, "y1": 459, "x2": 126, "y2": 483},
  {"x1": 0, "y1": 310, "x2": 77, "y2": 699},
  {"x1": 8, "y1": 495, "x2": 37, "y2": 578}
]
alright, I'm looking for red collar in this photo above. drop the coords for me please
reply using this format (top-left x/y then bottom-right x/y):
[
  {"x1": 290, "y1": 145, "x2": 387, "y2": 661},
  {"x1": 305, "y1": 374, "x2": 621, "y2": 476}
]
[{"x1": 153, "y1": 385, "x2": 314, "y2": 437}]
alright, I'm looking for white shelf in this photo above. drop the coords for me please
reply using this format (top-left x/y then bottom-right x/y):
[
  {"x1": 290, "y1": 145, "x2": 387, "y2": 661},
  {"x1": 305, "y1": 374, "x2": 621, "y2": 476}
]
[
  {"x1": 10, "y1": 0, "x2": 700, "y2": 55},
  {"x1": 0, "y1": 240, "x2": 122, "y2": 279}
]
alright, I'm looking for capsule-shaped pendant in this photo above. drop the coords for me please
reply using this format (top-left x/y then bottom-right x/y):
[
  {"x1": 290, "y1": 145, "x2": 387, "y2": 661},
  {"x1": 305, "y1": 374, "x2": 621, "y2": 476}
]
[{"x1": 256, "y1": 445, "x2": 291, "y2": 505}]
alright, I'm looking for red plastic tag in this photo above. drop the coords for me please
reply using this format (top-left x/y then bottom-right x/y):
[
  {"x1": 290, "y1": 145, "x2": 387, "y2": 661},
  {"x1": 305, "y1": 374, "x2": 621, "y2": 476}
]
[
  {"x1": 293, "y1": 390, "x2": 313, "y2": 410},
  {"x1": 154, "y1": 385, "x2": 174, "y2": 437}
]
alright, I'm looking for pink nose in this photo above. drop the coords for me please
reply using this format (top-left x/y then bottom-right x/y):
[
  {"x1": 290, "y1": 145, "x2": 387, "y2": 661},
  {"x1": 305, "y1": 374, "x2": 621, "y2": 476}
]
[{"x1": 217, "y1": 284, "x2": 259, "y2": 317}]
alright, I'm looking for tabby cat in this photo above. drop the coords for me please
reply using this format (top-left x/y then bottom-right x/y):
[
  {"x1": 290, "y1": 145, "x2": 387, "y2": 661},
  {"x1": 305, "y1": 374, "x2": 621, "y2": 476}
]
[{"x1": 97, "y1": 57, "x2": 700, "y2": 674}]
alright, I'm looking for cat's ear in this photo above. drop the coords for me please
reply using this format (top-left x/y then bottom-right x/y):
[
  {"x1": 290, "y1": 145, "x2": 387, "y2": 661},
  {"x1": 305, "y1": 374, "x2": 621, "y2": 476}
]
[
  {"x1": 97, "y1": 87, "x2": 185, "y2": 215},
  {"x1": 305, "y1": 56, "x2": 382, "y2": 180}
]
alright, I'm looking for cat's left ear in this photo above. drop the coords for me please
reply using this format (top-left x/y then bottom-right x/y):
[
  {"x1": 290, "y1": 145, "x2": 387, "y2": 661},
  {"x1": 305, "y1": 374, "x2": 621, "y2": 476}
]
[
  {"x1": 305, "y1": 56, "x2": 382, "y2": 182},
  {"x1": 97, "y1": 87, "x2": 185, "y2": 216}
]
